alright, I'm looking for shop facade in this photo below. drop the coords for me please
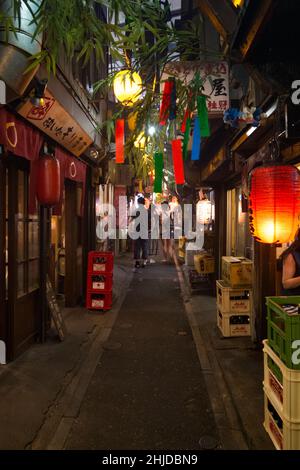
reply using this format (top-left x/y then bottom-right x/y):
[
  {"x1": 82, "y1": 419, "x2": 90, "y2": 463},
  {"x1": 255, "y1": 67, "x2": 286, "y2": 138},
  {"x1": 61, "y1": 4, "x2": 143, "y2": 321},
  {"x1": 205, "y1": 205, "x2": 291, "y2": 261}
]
[{"x1": 0, "y1": 107, "x2": 97, "y2": 360}]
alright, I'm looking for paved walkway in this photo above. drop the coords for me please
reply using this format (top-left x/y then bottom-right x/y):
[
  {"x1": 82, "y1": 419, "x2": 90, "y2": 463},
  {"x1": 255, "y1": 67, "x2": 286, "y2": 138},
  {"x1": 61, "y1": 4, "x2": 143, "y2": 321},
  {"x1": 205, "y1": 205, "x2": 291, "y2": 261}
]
[
  {"x1": 65, "y1": 262, "x2": 219, "y2": 450},
  {"x1": 0, "y1": 254, "x2": 273, "y2": 450}
]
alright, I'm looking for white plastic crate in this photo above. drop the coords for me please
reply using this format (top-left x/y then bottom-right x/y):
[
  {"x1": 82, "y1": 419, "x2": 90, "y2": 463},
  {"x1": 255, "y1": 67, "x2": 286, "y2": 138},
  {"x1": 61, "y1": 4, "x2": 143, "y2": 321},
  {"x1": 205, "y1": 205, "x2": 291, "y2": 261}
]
[
  {"x1": 263, "y1": 339, "x2": 300, "y2": 423},
  {"x1": 216, "y1": 280, "x2": 252, "y2": 313},
  {"x1": 217, "y1": 309, "x2": 251, "y2": 337},
  {"x1": 264, "y1": 390, "x2": 300, "y2": 450}
]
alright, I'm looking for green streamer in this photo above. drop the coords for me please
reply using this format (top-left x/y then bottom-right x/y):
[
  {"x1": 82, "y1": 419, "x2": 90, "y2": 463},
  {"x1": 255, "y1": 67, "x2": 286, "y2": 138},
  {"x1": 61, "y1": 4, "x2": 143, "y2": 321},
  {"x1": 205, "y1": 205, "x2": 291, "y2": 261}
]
[
  {"x1": 183, "y1": 117, "x2": 191, "y2": 160},
  {"x1": 154, "y1": 152, "x2": 164, "y2": 193},
  {"x1": 197, "y1": 96, "x2": 210, "y2": 137}
]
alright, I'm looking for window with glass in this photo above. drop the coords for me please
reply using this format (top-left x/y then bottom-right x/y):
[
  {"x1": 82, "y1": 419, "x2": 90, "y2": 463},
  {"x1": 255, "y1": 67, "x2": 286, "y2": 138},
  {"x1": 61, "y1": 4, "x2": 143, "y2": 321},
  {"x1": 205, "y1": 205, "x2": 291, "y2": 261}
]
[{"x1": 16, "y1": 169, "x2": 39, "y2": 297}]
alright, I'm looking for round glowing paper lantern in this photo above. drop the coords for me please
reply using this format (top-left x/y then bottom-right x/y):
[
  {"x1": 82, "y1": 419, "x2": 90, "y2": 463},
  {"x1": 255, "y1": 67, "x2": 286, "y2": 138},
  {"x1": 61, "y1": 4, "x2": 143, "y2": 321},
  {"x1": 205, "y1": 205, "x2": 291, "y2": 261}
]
[
  {"x1": 113, "y1": 70, "x2": 142, "y2": 106},
  {"x1": 249, "y1": 165, "x2": 300, "y2": 244}
]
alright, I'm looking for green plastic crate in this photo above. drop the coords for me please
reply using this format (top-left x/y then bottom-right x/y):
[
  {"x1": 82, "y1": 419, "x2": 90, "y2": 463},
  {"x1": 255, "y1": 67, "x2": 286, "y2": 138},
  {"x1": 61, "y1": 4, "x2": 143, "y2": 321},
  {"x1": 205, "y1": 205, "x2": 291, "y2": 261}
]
[
  {"x1": 267, "y1": 356, "x2": 283, "y2": 384},
  {"x1": 266, "y1": 296, "x2": 300, "y2": 370}
]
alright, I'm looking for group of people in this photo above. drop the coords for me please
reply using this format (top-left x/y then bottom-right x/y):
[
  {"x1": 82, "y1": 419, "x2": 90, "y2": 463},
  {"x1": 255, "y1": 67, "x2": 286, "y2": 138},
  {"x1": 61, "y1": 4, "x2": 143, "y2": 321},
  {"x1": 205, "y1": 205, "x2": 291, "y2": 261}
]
[{"x1": 129, "y1": 194, "x2": 179, "y2": 272}]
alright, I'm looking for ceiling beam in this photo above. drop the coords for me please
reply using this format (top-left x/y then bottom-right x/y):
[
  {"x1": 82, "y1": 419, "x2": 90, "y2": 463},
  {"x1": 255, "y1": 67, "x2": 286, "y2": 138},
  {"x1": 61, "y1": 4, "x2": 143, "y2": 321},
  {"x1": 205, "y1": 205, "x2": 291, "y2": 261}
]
[
  {"x1": 238, "y1": 0, "x2": 273, "y2": 59},
  {"x1": 195, "y1": 0, "x2": 228, "y2": 41}
]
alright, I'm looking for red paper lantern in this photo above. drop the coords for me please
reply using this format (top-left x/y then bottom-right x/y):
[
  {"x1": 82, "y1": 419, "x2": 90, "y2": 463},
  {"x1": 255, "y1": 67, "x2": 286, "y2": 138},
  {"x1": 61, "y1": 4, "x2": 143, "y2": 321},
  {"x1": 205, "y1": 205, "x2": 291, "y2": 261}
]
[
  {"x1": 249, "y1": 164, "x2": 300, "y2": 244},
  {"x1": 36, "y1": 154, "x2": 61, "y2": 206}
]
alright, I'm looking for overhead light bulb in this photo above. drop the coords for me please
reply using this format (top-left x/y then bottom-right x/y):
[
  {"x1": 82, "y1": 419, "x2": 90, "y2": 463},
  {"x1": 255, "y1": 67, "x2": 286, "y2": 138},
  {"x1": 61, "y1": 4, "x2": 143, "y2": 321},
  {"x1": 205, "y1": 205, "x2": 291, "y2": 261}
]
[
  {"x1": 246, "y1": 126, "x2": 257, "y2": 137},
  {"x1": 148, "y1": 126, "x2": 156, "y2": 136}
]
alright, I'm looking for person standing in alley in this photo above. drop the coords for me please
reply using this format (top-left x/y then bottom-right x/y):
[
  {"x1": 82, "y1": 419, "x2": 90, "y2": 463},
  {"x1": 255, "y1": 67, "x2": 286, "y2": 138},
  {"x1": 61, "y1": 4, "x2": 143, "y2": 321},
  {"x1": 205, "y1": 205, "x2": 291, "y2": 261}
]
[
  {"x1": 160, "y1": 199, "x2": 174, "y2": 263},
  {"x1": 281, "y1": 228, "x2": 300, "y2": 294},
  {"x1": 129, "y1": 196, "x2": 149, "y2": 272}
]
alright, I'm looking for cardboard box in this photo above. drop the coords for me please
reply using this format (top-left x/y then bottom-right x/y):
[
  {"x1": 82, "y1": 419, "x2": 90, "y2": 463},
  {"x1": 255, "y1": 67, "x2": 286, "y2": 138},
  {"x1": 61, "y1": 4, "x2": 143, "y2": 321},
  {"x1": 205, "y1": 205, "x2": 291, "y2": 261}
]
[
  {"x1": 179, "y1": 236, "x2": 186, "y2": 250},
  {"x1": 194, "y1": 253, "x2": 215, "y2": 274},
  {"x1": 221, "y1": 256, "x2": 252, "y2": 288}
]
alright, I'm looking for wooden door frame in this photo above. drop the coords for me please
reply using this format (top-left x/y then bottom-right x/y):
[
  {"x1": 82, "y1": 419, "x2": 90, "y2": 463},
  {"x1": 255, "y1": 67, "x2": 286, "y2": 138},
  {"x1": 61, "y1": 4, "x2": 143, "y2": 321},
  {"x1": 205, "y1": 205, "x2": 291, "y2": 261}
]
[
  {"x1": 6, "y1": 157, "x2": 41, "y2": 359},
  {"x1": 65, "y1": 179, "x2": 78, "y2": 307},
  {"x1": 0, "y1": 152, "x2": 6, "y2": 347}
]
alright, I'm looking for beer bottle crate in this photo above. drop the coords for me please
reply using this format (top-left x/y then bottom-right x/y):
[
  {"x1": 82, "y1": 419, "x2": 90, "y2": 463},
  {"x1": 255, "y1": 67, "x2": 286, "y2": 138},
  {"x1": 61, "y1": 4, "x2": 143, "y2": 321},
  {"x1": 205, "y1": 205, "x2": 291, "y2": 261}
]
[
  {"x1": 86, "y1": 291, "x2": 112, "y2": 311},
  {"x1": 217, "y1": 309, "x2": 251, "y2": 337},
  {"x1": 266, "y1": 296, "x2": 300, "y2": 370},
  {"x1": 88, "y1": 251, "x2": 114, "y2": 274},
  {"x1": 216, "y1": 280, "x2": 252, "y2": 314},
  {"x1": 264, "y1": 389, "x2": 300, "y2": 450},
  {"x1": 87, "y1": 272, "x2": 113, "y2": 293},
  {"x1": 263, "y1": 339, "x2": 300, "y2": 423}
]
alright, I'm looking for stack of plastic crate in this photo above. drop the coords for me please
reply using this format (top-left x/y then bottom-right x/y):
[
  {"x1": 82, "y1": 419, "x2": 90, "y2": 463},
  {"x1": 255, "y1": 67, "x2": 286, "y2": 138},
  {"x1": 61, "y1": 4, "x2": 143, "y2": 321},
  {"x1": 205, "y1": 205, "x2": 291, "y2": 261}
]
[
  {"x1": 86, "y1": 251, "x2": 114, "y2": 311},
  {"x1": 216, "y1": 257, "x2": 253, "y2": 337},
  {"x1": 263, "y1": 296, "x2": 300, "y2": 450}
]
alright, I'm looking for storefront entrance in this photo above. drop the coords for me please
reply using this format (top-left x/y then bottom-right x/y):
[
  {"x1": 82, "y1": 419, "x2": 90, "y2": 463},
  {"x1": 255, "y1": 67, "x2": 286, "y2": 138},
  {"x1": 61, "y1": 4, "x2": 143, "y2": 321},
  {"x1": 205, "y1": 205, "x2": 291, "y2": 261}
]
[
  {"x1": 50, "y1": 180, "x2": 83, "y2": 308},
  {"x1": 0, "y1": 156, "x2": 40, "y2": 360}
]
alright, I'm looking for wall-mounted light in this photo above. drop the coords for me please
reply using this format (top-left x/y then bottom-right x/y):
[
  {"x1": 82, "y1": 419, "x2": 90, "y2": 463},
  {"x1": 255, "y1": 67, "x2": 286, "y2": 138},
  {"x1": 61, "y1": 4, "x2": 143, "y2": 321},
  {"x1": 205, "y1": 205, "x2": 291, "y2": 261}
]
[
  {"x1": 232, "y1": 0, "x2": 244, "y2": 8},
  {"x1": 90, "y1": 149, "x2": 99, "y2": 159},
  {"x1": 30, "y1": 78, "x2": 48, "y2": 107},
  {"x1": 246, "y1": 126, "x2": 257, "y2": 137},
  {"x1": 148, "y1": 125, "x2": 156, "y2": 136}
]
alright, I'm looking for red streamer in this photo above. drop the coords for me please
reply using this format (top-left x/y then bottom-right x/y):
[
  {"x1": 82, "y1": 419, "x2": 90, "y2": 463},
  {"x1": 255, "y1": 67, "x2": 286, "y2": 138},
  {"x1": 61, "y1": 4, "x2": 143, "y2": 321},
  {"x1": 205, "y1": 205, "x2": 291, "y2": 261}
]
[
  {"x1": 180, "y1": 107, "x2": 191, "y2": 133},
  {"x1": 159, "y1": 80, "x2": 173, "y2": 125},
  {"x1": 115, "y1": 119, "x2": 125, "y2": 164},
  {"x1": 171, "y1": 139, "x2": 184, "y2": 185}
]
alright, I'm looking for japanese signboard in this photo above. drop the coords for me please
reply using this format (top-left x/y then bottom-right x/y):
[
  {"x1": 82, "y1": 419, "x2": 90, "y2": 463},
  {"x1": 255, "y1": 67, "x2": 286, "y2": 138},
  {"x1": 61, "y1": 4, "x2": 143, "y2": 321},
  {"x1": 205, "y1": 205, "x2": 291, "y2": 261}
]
[
  {"x1": 17, "y1": 90, "x2": 93, "y2": 156},
  {"x1": 162, "y1": 61, "x2": 229, "y2": 115}
]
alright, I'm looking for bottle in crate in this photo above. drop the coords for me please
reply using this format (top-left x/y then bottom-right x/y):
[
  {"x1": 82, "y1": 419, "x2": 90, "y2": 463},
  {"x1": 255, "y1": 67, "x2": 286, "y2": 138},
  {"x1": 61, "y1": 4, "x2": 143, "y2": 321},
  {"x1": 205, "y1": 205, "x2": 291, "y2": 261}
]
[
  {"x1": 86, "y1": 251, "x2": 114, "y2": 311},
  {"x1": 87, "y1": 292, "x2": 112, "y2": 311}
]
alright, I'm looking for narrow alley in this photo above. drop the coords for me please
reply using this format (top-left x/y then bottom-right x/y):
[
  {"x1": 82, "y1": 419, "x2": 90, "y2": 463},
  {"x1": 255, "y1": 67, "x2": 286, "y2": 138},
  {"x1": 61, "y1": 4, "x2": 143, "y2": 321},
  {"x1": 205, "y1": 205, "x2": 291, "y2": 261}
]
[
  {"x1": 0, "y1": 255, "x2": 273, "y2": 451},
  {"x1": 1, "y1": 0, "x2": 300, "y2": 459},
  {"x1": 65, "y1": 261, "x2": 218, "y2": 450}
]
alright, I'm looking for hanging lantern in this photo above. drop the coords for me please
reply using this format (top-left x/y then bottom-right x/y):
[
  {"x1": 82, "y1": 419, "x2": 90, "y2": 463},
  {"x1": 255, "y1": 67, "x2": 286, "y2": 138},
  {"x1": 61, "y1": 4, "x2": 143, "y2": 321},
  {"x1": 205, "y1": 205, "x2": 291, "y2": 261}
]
[
  {"x1": 36, "y1": 154, "x2": 61, "y2": 206},
  {"x1": 249, "y1": 165, "x2": 300, "y2": 244},
  {"x1": 196, "y1": 199, "x2": 213, "y2": 225},
  {"x1": 113, "y1": 70, "x2": 142, "y2": 107}
]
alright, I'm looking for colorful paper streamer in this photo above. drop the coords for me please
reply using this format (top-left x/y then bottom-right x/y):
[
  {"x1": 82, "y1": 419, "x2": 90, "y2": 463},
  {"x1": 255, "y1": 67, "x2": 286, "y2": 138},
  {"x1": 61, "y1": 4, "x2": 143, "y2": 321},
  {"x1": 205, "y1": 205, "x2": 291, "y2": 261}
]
[
  {"x1": 183, "y1": 117, "x2": 191, "y2": 160},
  {"x1": 169, "y1": 78, "x2": 177, "y2": 121},
  {"x1": 154, "y1": 152, "x2": 164, "y2": 193},
  {"x1": 197, "y1": 96, "x2": 210, "y2": 137},
  {"x1": 159, "y1": 79, "x2": 173, "y2": 125},
  {"x1": 191, "y1": 116, "x2": 201, "y2": 161},
  {"x1": 181, "y1": 107, "x2": 190, "y2": 133},
  {"x1": 115, "y1": 119, "x2": 125, "y2": 163},
  {"x1": 171, "y1": 139, "x2": 184, "y2": 185}
]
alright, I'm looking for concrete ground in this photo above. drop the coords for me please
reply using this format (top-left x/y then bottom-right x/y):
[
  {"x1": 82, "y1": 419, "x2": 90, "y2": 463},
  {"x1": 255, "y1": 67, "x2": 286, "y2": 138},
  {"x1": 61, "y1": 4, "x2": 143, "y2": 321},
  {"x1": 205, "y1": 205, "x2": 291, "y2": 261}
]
[{"x1": 0, "y1": 253, "x2": 273, "y2": 450}]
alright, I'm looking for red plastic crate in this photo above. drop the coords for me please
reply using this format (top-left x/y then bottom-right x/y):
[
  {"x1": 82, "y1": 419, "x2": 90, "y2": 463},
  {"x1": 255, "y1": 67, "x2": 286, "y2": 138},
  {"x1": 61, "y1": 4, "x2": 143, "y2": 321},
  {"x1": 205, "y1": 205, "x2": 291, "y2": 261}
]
[
  {"x1": 86, "y1": 291, "x2": 112, "y2": 311},
  {"x1": 88, "y1": 251, "x2": 114, "y2": 273},
  {"x1": 87, "y1": 273, "x2": 113, "y2": 292}
]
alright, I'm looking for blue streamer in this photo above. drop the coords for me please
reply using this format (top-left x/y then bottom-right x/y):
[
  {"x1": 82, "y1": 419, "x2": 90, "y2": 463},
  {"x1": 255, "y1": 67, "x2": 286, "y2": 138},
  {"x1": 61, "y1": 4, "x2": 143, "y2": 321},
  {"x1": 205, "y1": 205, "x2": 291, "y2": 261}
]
[{"x1": 191, "y1": 116, "x2": 201, "y2": 161}]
